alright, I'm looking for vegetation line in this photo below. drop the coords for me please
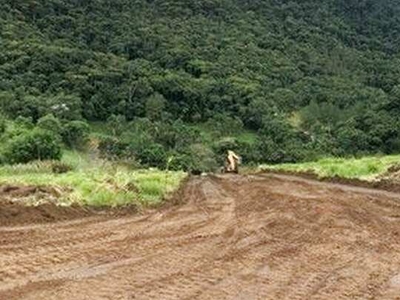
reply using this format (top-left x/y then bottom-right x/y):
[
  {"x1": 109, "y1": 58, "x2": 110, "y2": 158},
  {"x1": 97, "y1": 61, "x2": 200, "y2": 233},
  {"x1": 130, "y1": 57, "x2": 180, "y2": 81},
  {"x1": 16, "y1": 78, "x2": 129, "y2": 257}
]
[{"x1": 260, "y1": 155, "x2": 400, "y2": 180}]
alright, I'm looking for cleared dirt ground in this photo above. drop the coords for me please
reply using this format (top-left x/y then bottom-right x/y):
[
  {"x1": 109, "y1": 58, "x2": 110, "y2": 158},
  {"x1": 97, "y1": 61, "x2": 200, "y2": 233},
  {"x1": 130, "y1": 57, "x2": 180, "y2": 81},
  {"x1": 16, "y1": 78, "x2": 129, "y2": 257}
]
[{"x1": 1, "y1": 174, "x2": 400, "y2": 299}]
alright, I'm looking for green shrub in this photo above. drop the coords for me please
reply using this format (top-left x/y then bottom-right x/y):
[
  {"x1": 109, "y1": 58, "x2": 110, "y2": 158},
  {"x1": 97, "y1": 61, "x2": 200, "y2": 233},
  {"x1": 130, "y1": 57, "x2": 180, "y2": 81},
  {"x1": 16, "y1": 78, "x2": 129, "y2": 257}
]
[
  {"x1": 256, "y1": 138, "x2": 286, "y2": 164},
  {"x1": 336, "y1": 126, "x2": 369, "y2": 155},
  {"x1": 188, "y1": 144, "x2": 217, "y2": 174},
  {"x1": 236, "y1": 140, "x2": 262, "y2": 165},
  {"x1": 15, "y1": 116, "x2": 34, "y2": 129},
  {"x1": 0, "y1": 117, "x2": 6, "y2": 135},
  {"x1": 206, "y1": 114, "x2": 244, "y2": 137},
  {"x1": 62, "y1": 120, "x2": 90, "y2": 149},
  {"x1": 98, "y1": 136, "x2": 131, "y2": 160},
  {"x1": 171, "y1": 121, "x2": 200, "y2": 149},
  {"x1": 153, "y1": 122, "x2": 177, "y2": 148},
  {"x1": 152, "y1": 120, "x2": 200, "y2": 150},
  {"x1": 213, "y1": 137, "x2": 240, "y2": 154},
  {"x1": 3, "y1": 129, "x2": 62, "y2": 164},
  {"x1": 146, "y1": 93, "x2": 166, "y2": 121},
  {"x1": 107, "y1": 114, "x2": 127, "y2": 136},
  {"x1": 135, "y1": 143, "x2": 167, "y2": 168},
  {"x1": 51, "y1": 161, "x2": 74, "y2": 174},
  {"x1": 37, "y1": 114, "x2": 62, "y2": 134},
  {"x1": 167, "y1": 152, "x2": 193, "y2": 171},
  {"x1": 98, "y1": 135, "x2": 169, "y2": 169}
]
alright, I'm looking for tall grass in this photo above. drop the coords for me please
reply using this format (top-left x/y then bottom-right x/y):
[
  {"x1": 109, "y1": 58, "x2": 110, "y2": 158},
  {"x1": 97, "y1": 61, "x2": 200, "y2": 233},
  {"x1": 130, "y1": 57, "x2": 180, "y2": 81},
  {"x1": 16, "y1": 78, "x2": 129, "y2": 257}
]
[
  {"x1": 260, "y1": 155, "x2": 400, "y2": 180},
  {"x1": 0, "y1": 151, "x2": 187, "y2": 207}
]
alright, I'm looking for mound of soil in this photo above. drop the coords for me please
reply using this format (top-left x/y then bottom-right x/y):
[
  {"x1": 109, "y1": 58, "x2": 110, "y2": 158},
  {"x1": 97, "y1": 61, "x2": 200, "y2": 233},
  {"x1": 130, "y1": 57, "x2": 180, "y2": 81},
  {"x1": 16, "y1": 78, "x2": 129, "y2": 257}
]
[
  {"x1": 0, "y1": 184, "x2": 138, "y2": 226},
  {"x1": 0, "y1": 201, "x2": 92, "y2": 226},
  {"x1": 0, "y1": 184, "x2": 87, "y2": 226},
  {"x1": 379, "y1": 164, "x2": 400, "y2": 183},
  {"x1": 0, "y1": 184, "x2": 71, "y2": 200}
]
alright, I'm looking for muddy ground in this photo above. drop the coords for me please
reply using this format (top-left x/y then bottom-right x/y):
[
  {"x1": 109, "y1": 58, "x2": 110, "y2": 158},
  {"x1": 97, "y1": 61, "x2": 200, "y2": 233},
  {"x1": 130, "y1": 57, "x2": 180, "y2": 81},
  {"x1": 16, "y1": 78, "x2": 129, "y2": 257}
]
[{"x1": 1, "y1": 174, "x2": 400, "y2": 299}]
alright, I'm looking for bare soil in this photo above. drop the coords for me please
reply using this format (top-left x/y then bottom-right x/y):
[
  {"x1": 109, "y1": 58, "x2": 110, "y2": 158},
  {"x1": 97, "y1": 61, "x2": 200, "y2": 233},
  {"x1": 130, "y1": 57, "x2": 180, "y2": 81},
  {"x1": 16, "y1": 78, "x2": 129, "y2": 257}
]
[
  {"x1": 0, "y1": 184, "x2": 138, "y2": 227},
  {"x1": 0, "y1": 184, "x2": 89, "y2": 226},
  {"x1": 2, "y1": 174, "x2": 400, "y2": 299}
]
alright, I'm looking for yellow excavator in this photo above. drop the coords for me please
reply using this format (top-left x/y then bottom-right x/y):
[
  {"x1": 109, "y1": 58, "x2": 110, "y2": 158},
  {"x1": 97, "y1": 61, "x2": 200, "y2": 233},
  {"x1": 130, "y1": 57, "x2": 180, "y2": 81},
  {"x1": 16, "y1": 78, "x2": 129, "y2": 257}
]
[{"x1": 223, "y1": 150, "x2": 240, "y2": 174}]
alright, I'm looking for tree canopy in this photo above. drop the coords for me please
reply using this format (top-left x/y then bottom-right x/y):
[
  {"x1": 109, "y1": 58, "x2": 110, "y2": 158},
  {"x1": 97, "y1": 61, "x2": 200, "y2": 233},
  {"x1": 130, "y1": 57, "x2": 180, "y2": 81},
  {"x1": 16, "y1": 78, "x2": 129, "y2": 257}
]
[{"x1": 1, "y1": 0, "x2": 400, "y2": 167}]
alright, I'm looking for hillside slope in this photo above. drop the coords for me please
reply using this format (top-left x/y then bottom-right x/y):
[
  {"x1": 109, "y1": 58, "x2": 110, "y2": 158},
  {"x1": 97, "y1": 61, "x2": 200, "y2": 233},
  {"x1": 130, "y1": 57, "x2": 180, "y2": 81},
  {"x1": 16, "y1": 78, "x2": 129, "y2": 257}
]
[{"x1": 1, "y1": 0, "x2": 400, "y2": 165}]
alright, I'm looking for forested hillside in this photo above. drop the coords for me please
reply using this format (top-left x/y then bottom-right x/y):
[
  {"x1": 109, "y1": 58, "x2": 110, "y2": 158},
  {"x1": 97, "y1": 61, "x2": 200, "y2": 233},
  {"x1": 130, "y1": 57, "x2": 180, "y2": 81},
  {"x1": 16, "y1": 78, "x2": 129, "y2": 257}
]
[{"x1": 1, "y1": 0, "x2": 400, "y2": 170}]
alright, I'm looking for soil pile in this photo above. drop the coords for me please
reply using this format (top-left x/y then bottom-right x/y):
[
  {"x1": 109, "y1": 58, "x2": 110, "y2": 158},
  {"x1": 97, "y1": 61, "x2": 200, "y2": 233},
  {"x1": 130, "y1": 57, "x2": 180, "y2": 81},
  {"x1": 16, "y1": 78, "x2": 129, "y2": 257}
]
[
  {"x1": 379, "y1": 164, "x2": 400, "y2": 183},
  {"x1": 0, "y1": 184, "x2": 69, "y2": 204},
  {"x1": 0, "y1": 184, "x2": 87, "y2": 226}
]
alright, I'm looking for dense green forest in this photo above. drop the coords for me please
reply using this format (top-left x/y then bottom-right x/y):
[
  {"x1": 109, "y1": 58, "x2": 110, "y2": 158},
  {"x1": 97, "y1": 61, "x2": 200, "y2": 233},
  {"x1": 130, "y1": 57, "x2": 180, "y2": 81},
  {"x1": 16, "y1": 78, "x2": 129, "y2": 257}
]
[{"x1": 1, "y1": 0, "x2": 400, "y2": 171}]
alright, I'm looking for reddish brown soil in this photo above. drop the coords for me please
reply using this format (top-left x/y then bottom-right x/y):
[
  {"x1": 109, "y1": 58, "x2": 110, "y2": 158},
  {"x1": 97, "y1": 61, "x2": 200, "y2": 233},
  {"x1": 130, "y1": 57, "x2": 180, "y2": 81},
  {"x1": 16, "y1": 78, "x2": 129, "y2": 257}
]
[
  {"x1": 2, "y1": 174, "x2": 400, "y2": 299},
  {"x1": 0, "y1": 202, "x2": 92, "y2": 226},
  {"x1": 0, "y1": 185, "x2": 138, "y2": 226},
  {"x1": 0, "y1": 184, "x2": 90, "y2": 226}
]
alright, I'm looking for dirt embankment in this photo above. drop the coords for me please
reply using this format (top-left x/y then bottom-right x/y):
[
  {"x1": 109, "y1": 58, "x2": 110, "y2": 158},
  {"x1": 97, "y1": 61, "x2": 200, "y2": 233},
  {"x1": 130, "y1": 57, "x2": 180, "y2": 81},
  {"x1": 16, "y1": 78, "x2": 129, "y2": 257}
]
[
  {"x1": 0, "y1": 201, "x2": 92, "y2": 227},
  {"x1": 0, "y1": 185, "x2": 137, "y2": 226},
  {"x1": 263, "y1": 168, "x2": 400, "y2": 193},
  {"x1": 0, "y1": 185, "x2": 83, "y2": 226},
  {"x1": 2, "y1": 174, "x2": 400, "y2": 299},
  {"x1": 379, "y1": 164, "x2": 400, "y2": 184}
]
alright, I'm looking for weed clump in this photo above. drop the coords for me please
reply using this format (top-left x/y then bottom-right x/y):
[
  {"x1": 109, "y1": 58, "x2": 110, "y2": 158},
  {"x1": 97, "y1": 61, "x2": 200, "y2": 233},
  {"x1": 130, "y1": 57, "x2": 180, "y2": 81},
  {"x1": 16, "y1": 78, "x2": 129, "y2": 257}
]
[{"x1": 51, "y1": 162, "x2": 74, "y2": 174}]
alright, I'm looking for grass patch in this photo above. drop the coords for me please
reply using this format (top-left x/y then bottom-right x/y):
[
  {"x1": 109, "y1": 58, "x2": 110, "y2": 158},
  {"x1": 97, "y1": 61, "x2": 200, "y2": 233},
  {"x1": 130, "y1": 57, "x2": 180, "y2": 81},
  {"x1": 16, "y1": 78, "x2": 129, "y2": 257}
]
[
  {"x1": 190, "y1": 123, "x2": 258, "y2": 145},
  {"x1": 260, "y1": 154, "x2": 400, "y2": 180},
  {"x1": 0, "y1": 151, "x2": 187, "y2": 207}
]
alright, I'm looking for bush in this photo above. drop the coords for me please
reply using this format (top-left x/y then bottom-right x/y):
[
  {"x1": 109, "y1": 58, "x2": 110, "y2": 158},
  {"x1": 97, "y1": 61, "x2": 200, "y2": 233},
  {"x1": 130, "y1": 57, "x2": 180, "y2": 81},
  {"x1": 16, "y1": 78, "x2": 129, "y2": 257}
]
[
  {"x1": 187, "y1": 144, "x2": 217, "y2": 174},
  {"x1": 171, "y1": 121, "x2": 200, "y2": 149},
  {"x1": 336, "y1": 126, "x2": 369, "y2": 155},
  {"x1": 256, "y1": 138, "x2": 285, "y2": 164},
  {"x1": 51, "y1": 161, "x2": 73, "y2": 174},
  {"x1": 98, "y1": 136, "x2": 131, "y2": 160},
  {"x1": 146, "y1": 93, "x2": 166, "y2": 121},
  {"x1": 107, "y1": 114, "x2": 127, "y2": 136},
  {"x1": 0, "y1": 117, "x2": 6, "y2": 135},
  {"x1": 3, "y1": 129, "x2": 62, "y2": 164},
  {"x1": 167, "y1": 152, "x2": 193, "y2": 171},
  {"x1": 206, "y1": 114, "x2": 244, "y2": 137},
  {"x1": 256, "y1": 137, "x2": 312, "y2": 164},
  {"x1": 152, "y1": 120, "x2": 200, "y2": 150},
  {"x1": 212, "y1": 137, "x2": 240, "y2": 165},
  {"x1": 153, "y1": 122, "x2": 177, "y2": 149},
  {"x1": 135, "y1": 143, "x2": 167, "y2": 168},
  {"x1": 98, "y1": 135, "x2": 168, "y2": 168},
  {"x1": 15, "y1": 116, "x2": 34, "y2": 129},
  {"x1": 236, "y1": 140, "x2": 262, "y2": 164},
  {"x1": 47, "y1": 93, "x2": 82, "y2": 120},
  {"x1": 213, "y1": 137, "x2": 240, "y2": 154},
  {"x1": 37, "y1": 114, "x2": 62, "y2": 134},
  {"x1": 62, "y1": 120, "x2": 90, "y2": 149}
]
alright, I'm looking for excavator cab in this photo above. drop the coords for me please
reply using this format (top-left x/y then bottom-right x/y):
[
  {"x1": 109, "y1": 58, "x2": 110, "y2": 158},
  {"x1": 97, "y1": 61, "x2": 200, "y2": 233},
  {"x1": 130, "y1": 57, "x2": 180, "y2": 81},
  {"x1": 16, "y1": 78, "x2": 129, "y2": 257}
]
[{"x1": 223, "y1": 150, "x2": 240, "y2": 174}]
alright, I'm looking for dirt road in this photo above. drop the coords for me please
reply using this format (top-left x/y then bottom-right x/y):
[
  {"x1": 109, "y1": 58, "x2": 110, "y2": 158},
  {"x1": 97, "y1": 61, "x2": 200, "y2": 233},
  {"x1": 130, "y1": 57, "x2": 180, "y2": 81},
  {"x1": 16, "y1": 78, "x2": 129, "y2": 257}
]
[{"x1": 2, "y1": 174, "x2": 400, "y2": 299}]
